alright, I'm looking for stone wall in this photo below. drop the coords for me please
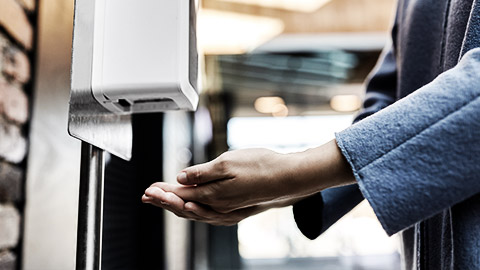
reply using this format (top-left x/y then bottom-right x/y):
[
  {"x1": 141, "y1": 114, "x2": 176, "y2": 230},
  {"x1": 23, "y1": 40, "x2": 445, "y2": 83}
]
[{"x1": 0, "y1": 0, "x2": 36, "y2": 269}]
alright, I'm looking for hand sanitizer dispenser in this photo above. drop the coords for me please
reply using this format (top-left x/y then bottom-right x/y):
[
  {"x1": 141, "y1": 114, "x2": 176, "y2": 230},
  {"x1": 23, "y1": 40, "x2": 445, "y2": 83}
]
[
  {"x1": 90, "y1": 0, "x2": 199, "y2": 113},
  {"x1": 69, "y1": 0, "x2": 199, "y2": 159}
]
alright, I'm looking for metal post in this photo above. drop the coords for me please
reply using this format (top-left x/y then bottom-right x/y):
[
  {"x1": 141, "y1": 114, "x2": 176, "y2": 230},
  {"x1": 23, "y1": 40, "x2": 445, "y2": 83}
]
[{"x1": 76, "y1": 142, "x2": 105, "y2": 270}]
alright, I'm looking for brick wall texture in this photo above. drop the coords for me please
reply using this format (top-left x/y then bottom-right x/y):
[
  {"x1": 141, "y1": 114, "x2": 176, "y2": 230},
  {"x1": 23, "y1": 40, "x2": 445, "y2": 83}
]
[{"x1": 0, "y1": 0, "x2": 35, "y2": 269}]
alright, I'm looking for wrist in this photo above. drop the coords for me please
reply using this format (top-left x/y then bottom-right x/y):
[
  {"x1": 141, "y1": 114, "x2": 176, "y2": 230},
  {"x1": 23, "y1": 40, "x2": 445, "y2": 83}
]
[{"x1": 284, "y1": 139, "x2": 356, "y2": 196}]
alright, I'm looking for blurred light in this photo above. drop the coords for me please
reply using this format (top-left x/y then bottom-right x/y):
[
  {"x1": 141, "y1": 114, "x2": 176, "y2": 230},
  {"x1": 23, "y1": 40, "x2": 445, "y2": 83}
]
[
  {"x1": 219, "y1": 0, "x2": 332, "y2": 13},
  {"x1": 272, "y1": 103, "x2": 289, "y2": 117},
  {"x1": 199, "y1": 9, "x2": 284, "y2": 55},
  {"x1": 254, "y1": 96, "x2": 285, "y2": 114},
  {"x1": 176, "y1": 147, "x2": 193, "y2": 164},
  {"x1": 330, "y1": 95, "x2": 362, "y2": 112}
]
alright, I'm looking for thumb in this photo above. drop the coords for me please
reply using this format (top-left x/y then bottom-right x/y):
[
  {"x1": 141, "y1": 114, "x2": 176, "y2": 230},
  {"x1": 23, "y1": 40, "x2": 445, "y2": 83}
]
[{"x1": 178, "y1": 159, "x2": 228, "y2": 185}]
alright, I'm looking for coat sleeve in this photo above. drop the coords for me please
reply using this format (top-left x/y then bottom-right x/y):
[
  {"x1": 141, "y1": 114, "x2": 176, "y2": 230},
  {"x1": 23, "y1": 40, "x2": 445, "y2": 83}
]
[
  {"x1": 293, "y1": 43, "x2": 398, "y2": 240},
  {"x1": 336, "y1": 48, "x2": 480, "y2": 236}
]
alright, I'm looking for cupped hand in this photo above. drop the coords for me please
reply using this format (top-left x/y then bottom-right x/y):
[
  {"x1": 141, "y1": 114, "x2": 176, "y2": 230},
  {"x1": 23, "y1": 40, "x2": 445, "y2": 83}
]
[
  {"x1": 142, "y1": 140, "x2": 355, "y2": 223},
  {"x1": 142, "y1": 185, "x2": 305, "y2": 226},
  {"x1": 157, "y1": 148, "x2": 305, "y2": 213}
]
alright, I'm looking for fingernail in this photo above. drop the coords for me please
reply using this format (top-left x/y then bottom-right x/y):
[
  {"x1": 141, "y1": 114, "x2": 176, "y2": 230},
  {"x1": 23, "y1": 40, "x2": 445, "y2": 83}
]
[
  {"x1": 142, "y1": 195, "x2": 152, "y2": 203},
  {"x1": 177, "y1": 172, "x2": 187, "y2": 183}
]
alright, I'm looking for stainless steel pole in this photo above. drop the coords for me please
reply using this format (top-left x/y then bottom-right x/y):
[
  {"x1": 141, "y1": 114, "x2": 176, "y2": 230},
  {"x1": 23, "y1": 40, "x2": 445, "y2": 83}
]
[{"x1": 76, "y1": 142, "x2": 105, "y2": 270}]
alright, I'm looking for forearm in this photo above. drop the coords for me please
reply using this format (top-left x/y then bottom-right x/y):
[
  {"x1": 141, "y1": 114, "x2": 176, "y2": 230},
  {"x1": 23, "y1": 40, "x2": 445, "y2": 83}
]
[{"x1": 282, "y1": 139, "x2": 357, "y2": 199}]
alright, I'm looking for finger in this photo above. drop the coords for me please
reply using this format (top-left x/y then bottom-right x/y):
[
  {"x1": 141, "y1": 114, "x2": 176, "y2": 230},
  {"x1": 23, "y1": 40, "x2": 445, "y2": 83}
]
[
  {"x1": 144, "y1": 185, "x2": 214, "y2": 222},
  {"x1": 185, "y1": 202, "x2": 261, "y2": 226},
  {"x1": 184, "y1": 202, "x2": 221, "y2": 220},
  {"x1": 178, "y1": 158, "x2": 229, "y2": 185},
  {"x1": 150, "y1": 182, "x2": 210, "y2": 204},
  {"x1": 142, "y1": 194, "x2": 153, "y2": 203},
  {"x1": 145, "y1": 186, "x2": 185, "y2": 210},
  {"x1": 158, "y1": 203, "x2": 205, "y2": 222},
  {"x1": 143, "y1": 189, "x2": 206, "y2": 221},
  {"x1": 184, "y1": 203, "x2": 233, "y2": 226},
  {"x1": 164, "y1": 205, "x2": 205, "y2": 221}
]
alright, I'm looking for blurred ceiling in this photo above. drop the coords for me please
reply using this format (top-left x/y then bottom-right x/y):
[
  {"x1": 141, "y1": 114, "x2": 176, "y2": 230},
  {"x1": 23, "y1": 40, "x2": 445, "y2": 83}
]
[
  {"x1": 199, "y1": 0, "x2": 397, "y2": 117},
  {"x1": 206, "y1": 46, "x2": 380, "y2": 117},
  {"x1": 199, "y1": 0, "x2": 397, "y2": 54}
]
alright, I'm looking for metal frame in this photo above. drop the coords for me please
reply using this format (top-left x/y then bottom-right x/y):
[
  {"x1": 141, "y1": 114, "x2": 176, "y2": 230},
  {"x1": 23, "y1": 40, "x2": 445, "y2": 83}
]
[{"x1": 76, "y1": 142, "x2": 105, "y2": 270}]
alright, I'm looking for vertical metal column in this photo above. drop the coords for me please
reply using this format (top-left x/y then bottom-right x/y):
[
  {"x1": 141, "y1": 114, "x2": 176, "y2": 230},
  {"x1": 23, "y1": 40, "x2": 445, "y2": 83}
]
[{"x1": 76, "y1": 142, "x2": 105, "y2": 270}]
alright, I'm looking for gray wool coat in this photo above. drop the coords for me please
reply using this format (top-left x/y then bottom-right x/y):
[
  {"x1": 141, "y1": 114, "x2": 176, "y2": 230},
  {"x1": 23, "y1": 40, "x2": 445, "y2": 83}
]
[{"x1": 293, "y1": 0, "x2": 480, "y2": 269}]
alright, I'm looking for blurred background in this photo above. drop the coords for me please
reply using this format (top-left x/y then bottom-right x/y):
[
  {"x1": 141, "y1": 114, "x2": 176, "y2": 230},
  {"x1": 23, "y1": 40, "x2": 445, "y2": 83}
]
[{"x1": 0, "y1": 0, "x2": 399, "y2": 269}]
